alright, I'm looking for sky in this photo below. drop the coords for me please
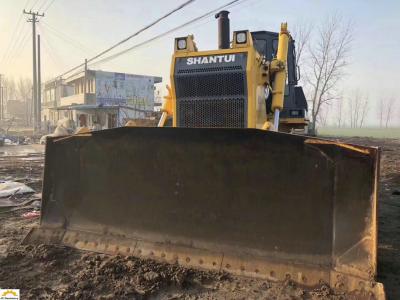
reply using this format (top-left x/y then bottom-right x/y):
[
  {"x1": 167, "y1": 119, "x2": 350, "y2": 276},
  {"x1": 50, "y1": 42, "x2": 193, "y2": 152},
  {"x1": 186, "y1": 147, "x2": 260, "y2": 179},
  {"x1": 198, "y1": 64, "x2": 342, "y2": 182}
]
[{"x1": 0, "y1": 0, "x2": 399, "y2": 126}]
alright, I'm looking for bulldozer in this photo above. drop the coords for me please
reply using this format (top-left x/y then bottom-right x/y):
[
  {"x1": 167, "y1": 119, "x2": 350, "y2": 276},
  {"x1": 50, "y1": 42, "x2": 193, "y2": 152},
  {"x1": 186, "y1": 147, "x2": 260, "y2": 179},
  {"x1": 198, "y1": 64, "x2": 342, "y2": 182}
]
[
  {"x1": 158, "y1": 10, "x2": 308, "y2": 132},
  {"x1": 25, "y1": 11, "x2": 385, "y2": 298}
]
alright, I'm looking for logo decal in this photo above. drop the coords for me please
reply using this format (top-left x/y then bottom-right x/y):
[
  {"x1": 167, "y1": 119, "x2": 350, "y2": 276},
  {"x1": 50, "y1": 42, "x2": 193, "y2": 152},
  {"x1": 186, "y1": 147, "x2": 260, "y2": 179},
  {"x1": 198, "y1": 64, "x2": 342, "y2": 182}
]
[
  {"x1": 187, "y1": 54, "x2": 235, "y2": 65},
  {"x1": 0, "y1": 289, "x2": 20, "y2": 300}
]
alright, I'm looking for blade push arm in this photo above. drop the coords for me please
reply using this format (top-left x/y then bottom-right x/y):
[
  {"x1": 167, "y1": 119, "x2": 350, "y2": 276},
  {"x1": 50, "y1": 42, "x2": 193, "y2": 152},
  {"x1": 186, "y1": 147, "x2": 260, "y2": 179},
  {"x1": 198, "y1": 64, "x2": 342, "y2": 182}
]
[
  {"x1": 158, "y1": 85, "x2": 173, "y2": 127},
  {"x1": 268, "y1": 23, "x2": 290, "y2": 131}
]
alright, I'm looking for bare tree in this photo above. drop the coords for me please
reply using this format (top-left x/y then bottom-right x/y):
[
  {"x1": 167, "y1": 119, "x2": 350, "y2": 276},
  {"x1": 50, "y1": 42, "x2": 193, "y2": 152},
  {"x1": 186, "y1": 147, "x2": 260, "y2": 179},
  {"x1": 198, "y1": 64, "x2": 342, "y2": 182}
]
[
  {"x1": 335, "y1": 95, "x2": 344, "y2": 128},
  {"x1": 398, "y1": 104, "x2": 400, "y2": 127},
  {"x1": 347, "y1": 90, "x2": 369, "y2": 128},
  {"x1": 305, "y1": 14, "x2": 353, "y2": 131},
  {"x1": 3, "y1": 77, "x2": 17, "y2": 101},
  {"x1": 348, "y1": 91, "x2": 359, "y2": 128},
  {"x1": 318, "y1": 105, "x2": 330, "y2": 127},
  {"x1": 16, "y1": 77, "x2": 33, "y2": 125},
  {"x1": 377, "y1": 97, "x2": 396, "y2": 128},
  {"x1": 17, "y1": 78, "x2": 32, "y2": 101},
  {"x1": 384, "y1": 97, "x2": 395, "y2": 128},
  {"x1": 377, "y1": 97, "x2": 385, "y2": 128},
  {"x1": 292, "y1": 21, "x2": 313, "y2": 70},
  {"x1": 359, "y1": 94, "x2": 369, "y2": 128}
]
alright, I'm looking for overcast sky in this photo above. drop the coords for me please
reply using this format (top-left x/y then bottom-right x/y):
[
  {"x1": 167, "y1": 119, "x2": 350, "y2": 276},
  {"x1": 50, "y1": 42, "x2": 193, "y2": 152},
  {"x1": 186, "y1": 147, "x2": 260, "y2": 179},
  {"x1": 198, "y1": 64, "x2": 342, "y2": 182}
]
[{"x1": 0, "y1": 0, "x2": 399, "y2": 126}]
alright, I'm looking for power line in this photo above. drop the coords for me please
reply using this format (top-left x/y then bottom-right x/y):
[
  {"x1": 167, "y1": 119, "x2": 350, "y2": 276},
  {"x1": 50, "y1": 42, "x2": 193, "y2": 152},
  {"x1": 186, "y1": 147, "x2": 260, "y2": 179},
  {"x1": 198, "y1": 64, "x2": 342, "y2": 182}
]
[
  {"x1": 30, "y1": 0, "x2": 42, "y2": 10},
  {"x1": 90, "y1": 0, "x2": 247, "y2": 67},
  {"x1": 93, "y1": 0, "x2": 196, "y2": 59},
  {"x1": 9, "y1": 29, "x2": 31, "y2": 66},
  {"x1": 66, "y1": 0, "x2": 249, "y2": 79},
  {"x1": 43, "y1": 0, "x2": 56, "y2": 13},
  {"x1": 67, "y1": 0, "x2": 249, "y2": 78},
  {"x1": 25, "y1": 0, "x2": 32, "y2": 8},
  {"x1": 3, "y1": 26, "x2": 31, "y2": 68},
  {"x1": 37, "y1": 0, "x2": 50, "y2": 11},
  {"x1": 40, "y1": 23, "x2": 90, "y2": 55},
  {"x1": 39, "y1": 28, "x2": 65, "y2": 72},
  {"x1": 38, "y1": 25, "x2": 66, "y2": 70},
  {"x1": 0, "y1": 0, "x2": 44, "y2": 68},
  {"x1": 40, "y1": 21, "x2": 94, "y2": 55},
  {"x1": 0, "y1": 14, "x2": 25, "y2": 67},
  {"x1": 59, "y1": 0, "x2": 196, "y2": 77}
]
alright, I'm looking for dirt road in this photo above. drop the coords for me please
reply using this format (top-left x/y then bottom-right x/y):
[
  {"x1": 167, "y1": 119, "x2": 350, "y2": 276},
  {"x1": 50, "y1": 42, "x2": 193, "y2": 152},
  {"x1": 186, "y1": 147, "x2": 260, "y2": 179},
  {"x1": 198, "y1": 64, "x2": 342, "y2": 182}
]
[{"x1": 0, "y1": 138, "x2": 399, "y2": 299}]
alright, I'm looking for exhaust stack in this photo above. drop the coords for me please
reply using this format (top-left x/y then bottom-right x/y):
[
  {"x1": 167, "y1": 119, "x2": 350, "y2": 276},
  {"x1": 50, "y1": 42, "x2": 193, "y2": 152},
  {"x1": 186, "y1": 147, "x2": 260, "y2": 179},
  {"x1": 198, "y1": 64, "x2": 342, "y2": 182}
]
[{"x1": 215, "y1": 10, "x2": 230, "y2": 49}]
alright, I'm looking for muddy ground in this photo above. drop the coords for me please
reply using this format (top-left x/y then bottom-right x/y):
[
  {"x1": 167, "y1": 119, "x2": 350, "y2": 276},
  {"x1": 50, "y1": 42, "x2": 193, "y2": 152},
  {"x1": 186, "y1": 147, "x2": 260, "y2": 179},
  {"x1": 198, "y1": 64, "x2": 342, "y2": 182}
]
[{"x1": 0, "y1": 138, "x2": 399, "y2": 300}]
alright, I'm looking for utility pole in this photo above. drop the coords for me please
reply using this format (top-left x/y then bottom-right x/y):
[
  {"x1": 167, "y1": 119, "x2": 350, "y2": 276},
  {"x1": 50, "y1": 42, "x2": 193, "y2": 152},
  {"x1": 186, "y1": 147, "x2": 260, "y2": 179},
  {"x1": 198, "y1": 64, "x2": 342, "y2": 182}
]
[
  {"x1": 0, "y1": 74, "x2": 3, "y2": 121},
  {"x1": 37, "y1": 34, "x2": 42, "y2": 131},
  {"x1": 23, "y1": 9, "x2": 44, "y2": 132},
  {"x1": 0, "y1": 88, "x2": 3, "y2": 121},
  {"x1": 84, "y1": 59, "x2": 87, "y2": 103},
  {"x1": 2, "y1": 87, "x2": 5, "y2": 120}
]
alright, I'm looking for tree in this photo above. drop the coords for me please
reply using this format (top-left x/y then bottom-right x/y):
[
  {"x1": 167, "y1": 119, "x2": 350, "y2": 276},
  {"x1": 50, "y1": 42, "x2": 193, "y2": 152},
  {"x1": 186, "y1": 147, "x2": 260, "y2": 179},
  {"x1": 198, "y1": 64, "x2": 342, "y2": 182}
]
[
  {"x1": 16, "y1": 77, "x2": 33, "y2": 125},
  {"x1": 292, "y1": 21, "x2": 313, "y2": 71},
  {"x1": 348, "y1": 90, "x2": 369, "y2": 128},
  {"x1": 318, "y1": 105, "x2": 330, "y2": 127},
  {"x1": 304, "y1": 14, "x2": 353, "y2": 131},
  {"x1": 377, "y1": 97, "x2": 396, "y2": 128},
  {"x1": 334, "y1": 94, "x2": 344, "y2": 128},
  {"x1": 359, "y1": 94, "x2": 369, "y2": 128},
  {"x1": 3, "y1": 77, "x2": 17, "y2": 101},
  {"x1": 17, "y1": 77, "x2": 32, "y2": 101},
  {"x1": 377, "y1": 98, "x2": 385, "y2": 128},
  {"x1": 384, "y1": 97, "x2": 395, "y2": 128}
]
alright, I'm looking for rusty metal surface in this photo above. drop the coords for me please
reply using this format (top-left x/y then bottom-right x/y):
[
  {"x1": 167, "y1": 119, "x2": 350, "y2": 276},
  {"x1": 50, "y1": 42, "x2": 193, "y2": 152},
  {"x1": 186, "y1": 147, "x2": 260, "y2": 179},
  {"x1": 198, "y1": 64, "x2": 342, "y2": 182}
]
[{"x1": 28, "y1": 127, "x2": 381, "y2": 295}]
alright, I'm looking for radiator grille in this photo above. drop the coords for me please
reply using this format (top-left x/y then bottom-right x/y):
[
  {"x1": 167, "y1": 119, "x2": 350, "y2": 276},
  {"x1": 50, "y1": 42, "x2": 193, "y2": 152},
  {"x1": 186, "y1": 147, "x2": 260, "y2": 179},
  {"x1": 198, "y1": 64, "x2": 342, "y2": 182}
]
[
  {"x1": 176, "y1": 73, "x2": 245, "y2": 98},
  {"x1": 174, "y1": 54, "x2": 247, "y2": 128},
  {"x1": 178, "y1": 98, "x2": 245, "y2": 128}
]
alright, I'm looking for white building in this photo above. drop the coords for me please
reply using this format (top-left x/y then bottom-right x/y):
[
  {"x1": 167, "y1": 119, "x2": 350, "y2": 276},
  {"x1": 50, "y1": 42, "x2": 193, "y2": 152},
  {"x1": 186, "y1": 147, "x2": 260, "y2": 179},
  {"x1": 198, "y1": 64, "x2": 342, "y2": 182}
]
[{"x1": 42, "y1": 70, "x2": 162, "y2": 131}]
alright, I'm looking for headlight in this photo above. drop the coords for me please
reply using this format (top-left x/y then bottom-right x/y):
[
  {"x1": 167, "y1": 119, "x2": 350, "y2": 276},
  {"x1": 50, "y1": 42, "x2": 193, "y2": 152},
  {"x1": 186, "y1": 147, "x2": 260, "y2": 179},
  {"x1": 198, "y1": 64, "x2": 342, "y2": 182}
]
[
  {"x1": 177, "y1": 38, "x2": 187, "y2": 50},
  {"x1": 236, "y1": 32, "x2": 247, "y2": 44}
]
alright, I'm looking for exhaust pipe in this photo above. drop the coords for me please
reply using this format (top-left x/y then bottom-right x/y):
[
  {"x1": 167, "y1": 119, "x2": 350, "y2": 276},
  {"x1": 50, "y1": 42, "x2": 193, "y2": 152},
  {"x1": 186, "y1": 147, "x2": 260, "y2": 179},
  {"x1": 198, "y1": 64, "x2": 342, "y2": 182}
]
[{"x1": 215, "y1": 10, "x2": 230, "y2": 49}]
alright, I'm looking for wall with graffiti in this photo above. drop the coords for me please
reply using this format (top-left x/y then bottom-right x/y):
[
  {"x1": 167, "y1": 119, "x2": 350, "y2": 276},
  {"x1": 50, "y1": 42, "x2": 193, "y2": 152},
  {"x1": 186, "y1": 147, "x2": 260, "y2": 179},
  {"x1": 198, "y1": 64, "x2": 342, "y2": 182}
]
[{"x1": 95, "y1": 71, "x2": 157, "y2": 111}]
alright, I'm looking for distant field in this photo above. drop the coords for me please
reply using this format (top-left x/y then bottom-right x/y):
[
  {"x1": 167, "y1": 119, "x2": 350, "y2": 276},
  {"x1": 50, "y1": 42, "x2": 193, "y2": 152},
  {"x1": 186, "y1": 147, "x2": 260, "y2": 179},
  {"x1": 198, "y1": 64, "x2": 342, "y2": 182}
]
[{"x1": 318, "y1": 127, "x2": 400, "y2": 139}]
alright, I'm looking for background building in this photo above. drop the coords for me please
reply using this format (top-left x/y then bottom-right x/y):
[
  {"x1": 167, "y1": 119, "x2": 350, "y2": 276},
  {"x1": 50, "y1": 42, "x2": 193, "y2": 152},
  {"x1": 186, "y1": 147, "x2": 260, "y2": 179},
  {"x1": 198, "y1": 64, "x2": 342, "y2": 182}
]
[
  {"x1": 42, "y1": 70, "x2": 161, "y2": 132},
  {"x1": 6, "y1": 100, "x2": 26, "y2": 120}
]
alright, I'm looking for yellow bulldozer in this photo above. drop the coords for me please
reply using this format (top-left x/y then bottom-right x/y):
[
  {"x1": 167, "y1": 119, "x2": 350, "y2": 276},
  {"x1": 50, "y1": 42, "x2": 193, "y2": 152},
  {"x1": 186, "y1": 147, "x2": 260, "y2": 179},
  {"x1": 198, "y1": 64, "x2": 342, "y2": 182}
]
[{"x1": 25, "y1": 11, "x2": 384, "y2": 298}]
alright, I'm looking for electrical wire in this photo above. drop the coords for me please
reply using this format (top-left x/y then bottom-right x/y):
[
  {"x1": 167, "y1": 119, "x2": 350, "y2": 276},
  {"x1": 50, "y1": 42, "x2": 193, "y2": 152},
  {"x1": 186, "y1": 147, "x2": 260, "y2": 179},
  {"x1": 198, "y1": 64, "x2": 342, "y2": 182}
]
[
  {"x1": 37, "y1": 0, "x2": 50, "y2": 11},
  {"x1": 58, "y1": 0, "x2": 197, "y2": 77},
  {"x1": 39, "y1": 28, "x2": 66, "y2": 70},
  {"x1": 1, "y1": 0, "x2": 51, "y2": 68},
  {"x1": 3, "y1": 26, "x2": 30, "y2": 67},
  {"x1": 14, "y1": 30, "x2": 31, "y2": 58},
  {"x1": 89, "y1": 0, "x2": 248, "y2": 67},
  {"x1": 0, "y1": 14, "x2": 25, "y2": 67},
  {"x1": 40, "y1": 21, "x2": 94, "y2": 56},
  {"x1": 30, "y1": 0, "x2": 42, "y2": 10},
  {"x1": 65, "y1": 0, "x2": 250, "y2": 78},
  {"x1": 42, "y1": 0, "x2": 56, "y2": 13},
  {"x1": 5, "y1": 28, "x2": 31, "y2": 68},
  {"x1": 0, "y1": 0, "x2": 49, "y2": 69},
  {"x1": 65, "y1": 0, "x2": 250, "y2": 79},
  {"x1": 38, "y1": 28, "x2": 65, "y2": 72}
]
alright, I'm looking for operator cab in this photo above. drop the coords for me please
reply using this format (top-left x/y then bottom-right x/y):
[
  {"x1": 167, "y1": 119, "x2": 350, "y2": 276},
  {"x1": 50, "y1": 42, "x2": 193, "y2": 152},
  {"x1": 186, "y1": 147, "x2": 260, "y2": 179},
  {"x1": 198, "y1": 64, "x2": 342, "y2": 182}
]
[{"x1": 252, "y1": 31, "x2": 308, "y2": 131}]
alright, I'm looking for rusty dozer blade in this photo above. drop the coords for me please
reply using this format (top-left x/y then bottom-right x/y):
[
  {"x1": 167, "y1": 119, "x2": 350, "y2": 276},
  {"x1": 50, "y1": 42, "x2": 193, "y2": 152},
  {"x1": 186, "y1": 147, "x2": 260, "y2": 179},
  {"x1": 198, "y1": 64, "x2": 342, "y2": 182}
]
[{"x1": 24, "y1": 127, "x2": 384, "y2": 297}]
